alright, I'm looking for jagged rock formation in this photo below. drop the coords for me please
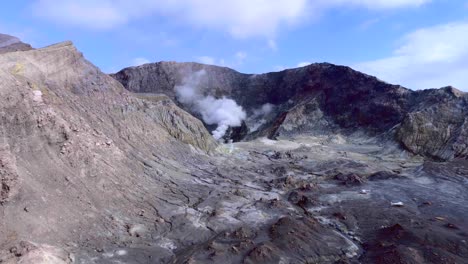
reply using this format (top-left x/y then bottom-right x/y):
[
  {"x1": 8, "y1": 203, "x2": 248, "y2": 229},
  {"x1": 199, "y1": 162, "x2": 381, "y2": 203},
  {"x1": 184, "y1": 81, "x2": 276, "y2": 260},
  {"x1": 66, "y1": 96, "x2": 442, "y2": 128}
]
[
  {"x1": 396, "y1": 87, "x2": 468, "y2": 160},
  {"x1": 0, "y1": 33, "x2": 32, "y2": 54},
  {"x1": 112, "y1": 62, "x2": 468, "y2": 160}
]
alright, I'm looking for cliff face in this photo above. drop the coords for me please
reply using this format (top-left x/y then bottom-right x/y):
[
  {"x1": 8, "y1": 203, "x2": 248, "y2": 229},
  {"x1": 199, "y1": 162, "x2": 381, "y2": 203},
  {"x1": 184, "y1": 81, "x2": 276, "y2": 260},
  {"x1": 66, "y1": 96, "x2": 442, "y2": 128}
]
[
  {"x1": 112, "y1": 62, "x2": 468, "y2": 160},
  {"x1": 397, "y1": 87, "x2": 468, "y2": 160}
]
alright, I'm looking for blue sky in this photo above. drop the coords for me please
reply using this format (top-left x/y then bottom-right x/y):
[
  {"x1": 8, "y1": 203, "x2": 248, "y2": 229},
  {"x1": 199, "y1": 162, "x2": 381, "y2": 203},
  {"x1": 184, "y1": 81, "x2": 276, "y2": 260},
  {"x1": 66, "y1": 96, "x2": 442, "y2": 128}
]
[{"x1": 1, "y1": 0, "x2": 467, "y2": 91}]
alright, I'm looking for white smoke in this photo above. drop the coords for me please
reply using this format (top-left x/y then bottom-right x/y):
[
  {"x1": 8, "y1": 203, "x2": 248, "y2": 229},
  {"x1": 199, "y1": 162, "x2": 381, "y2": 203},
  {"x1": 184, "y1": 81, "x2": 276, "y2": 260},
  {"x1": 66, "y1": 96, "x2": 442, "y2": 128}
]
[
  {"x1": 248, "y1": 103, "x2": 275, "y2": 132},
  {"x1": 175, "y1": 70, "x2": 246, "y2": 140},
  {"x1": 253, "y1": 103, "x2": 274, "y2": 116}
]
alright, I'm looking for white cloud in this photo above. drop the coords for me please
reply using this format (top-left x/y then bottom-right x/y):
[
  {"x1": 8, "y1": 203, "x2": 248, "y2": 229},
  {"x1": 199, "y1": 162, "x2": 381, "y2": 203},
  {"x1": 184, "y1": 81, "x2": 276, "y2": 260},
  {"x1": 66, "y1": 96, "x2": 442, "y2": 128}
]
[
  {"x1": 197, "y1": 56, "x2": 216, "y2": 65},
  {"x1": 355, "y1": 22, "x2": 468, "y2": 91},
  {"x1": 325, "y1": 0, "x2": 430, "y2": 9},
  {"x1": 297, "y1": 62, "x2": 312, "y2": 67},
  {"x1": 273, "y1": 62, "x2": 312, "y2": 71},
  {"x1": 132, "y1": 57, "x2": 150, "y2": 66},
  {"x1": 235, "y1": 51, "x2": 247, "y2": 64},
  {"x1": 196, "y1": 53, "x2": 245, "y2": 67},
  {"x1": 268, "y1": 39, "x2": 278, "y2": 51},
  {"x1": 273, "y1": 65, "x2": 287, "y2": 71},
  {"x1": 32, "y1": 0, "x2": 308, "y2": 37},
  {"x1": 32, "y1": 0, "x2": 126, "y2": 30},
  {"x1": 165, "y1": 0, "x2": 308, "y2": 38},
  {"x1": 358, "y1": 18, "x2": 381, "y2": 30},
  {"x1": 31, "y1": 0, "x2": 429, "y2": 38}
]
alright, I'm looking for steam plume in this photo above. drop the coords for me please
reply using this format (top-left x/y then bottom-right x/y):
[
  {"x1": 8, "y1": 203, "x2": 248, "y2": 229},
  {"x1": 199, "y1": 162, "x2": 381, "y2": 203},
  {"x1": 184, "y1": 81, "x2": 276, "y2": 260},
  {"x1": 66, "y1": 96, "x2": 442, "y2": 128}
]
[
  {"x1": 248, "y1": 103, "x2": 275, "y2": 132},
  {"x1": 175, "y1": 70, "x2": 246, "y2": 140}
]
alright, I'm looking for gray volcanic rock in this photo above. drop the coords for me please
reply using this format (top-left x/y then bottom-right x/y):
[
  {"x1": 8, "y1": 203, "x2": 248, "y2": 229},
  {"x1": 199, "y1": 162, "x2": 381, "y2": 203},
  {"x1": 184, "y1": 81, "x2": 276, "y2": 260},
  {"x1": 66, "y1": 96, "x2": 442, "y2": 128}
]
[
  {"x1": 112, "y1": 62, "x2": 468, "y2": 160},
  {"x1": 0, "y1": 40, "x2": 216, "y2": 262},
  {"x1": 396, "y1": 87, "x2": 468, "y2": 160},
  {"x1": 0, "y1": 33, "x2": 32, "y2": 54},
  {"x1": 112, "y1": 62, "x2": 412, "y2": 135}
]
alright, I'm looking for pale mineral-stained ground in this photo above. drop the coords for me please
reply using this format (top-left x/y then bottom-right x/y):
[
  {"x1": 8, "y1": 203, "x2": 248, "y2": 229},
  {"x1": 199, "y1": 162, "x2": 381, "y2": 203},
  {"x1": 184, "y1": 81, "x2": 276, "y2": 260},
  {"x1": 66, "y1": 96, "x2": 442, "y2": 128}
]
[{"x1": 0, "y1": 35, "x2": 467, "y2": 264}]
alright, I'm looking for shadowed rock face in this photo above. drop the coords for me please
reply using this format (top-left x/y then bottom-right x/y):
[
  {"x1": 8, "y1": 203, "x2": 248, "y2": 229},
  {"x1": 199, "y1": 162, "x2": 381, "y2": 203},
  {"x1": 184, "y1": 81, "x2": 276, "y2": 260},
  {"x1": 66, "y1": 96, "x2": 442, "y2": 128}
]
[
  {"x1": 0, "y1": 33, "x2": 32, "y2": 54},
  {"x1": 111, "y1": 62, "x2": 412, "y2": 134},
  {"x1": 112, "y1": 62, "x2": 468, "y2": 161}
]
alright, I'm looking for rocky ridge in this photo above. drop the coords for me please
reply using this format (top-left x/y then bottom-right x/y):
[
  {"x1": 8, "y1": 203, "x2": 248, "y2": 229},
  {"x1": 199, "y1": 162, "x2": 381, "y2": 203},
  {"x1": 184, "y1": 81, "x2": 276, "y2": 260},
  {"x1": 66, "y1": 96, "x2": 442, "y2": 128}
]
[
  {"x1": 0, "y1": 33, "x2": 32, "y2": 54},
  {"x1": 112, "y1": 62, "x2": 468, "y2": 160}
]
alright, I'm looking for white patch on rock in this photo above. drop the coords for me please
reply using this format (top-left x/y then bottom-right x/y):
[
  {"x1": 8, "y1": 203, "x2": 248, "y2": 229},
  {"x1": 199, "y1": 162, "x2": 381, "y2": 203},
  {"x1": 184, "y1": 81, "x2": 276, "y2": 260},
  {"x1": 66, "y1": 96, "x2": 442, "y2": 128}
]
[
  {"x1": 12, "y1": 243, "x2": 71, "y2": 264},
  {"x1": 156, "y1": 237, "x2": 177, "y2": 251},
  {"x1": 33, "y1": 90, "x2": 43, "y2": 102},
  {"x1": 115, "y1": 249, "x2": 127, "y2": 256},
  {"x1": 260, "y1": 137, "x2": 277, "y2": 146},
  {"x1": 128, "y1": 224, "x2": 146, "y2": 237},
  {"x1": 327, "y1": 134, "x2": 346, "y2": 144},
  {"x1": 102, "y1": 252, "x2": 114, "y2": 258},
  {"x1": 185, "y1": 208, "x2": 207, "y2": 229},
  {"x1": 238, "y1": 207, "x2": 274, "y2": 225},
  {"x1": 319, "y1": 190, "x2": 371, "y2": 204},
  {"x1": 413, "y1": 176, "x2": 434, "y2": 185}
]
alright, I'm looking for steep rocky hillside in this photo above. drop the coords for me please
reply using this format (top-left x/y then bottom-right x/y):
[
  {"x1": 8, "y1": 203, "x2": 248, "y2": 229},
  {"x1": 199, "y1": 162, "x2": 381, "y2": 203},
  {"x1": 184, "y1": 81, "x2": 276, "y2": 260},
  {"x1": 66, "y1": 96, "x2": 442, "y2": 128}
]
[
  {"x1": 112, "y1": 62, "x2": 468, "y2": 160},
  {"x1": 0, "y1": 40, "x2": 217, "y2": 263}
]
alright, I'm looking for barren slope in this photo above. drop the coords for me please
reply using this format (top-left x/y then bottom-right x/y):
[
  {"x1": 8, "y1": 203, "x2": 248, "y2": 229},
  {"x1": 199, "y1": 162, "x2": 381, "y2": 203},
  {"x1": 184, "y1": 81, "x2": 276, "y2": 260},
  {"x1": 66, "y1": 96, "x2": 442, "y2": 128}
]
[{"x1": 0, "y1": 41, "x2": 217, "y2": 263}]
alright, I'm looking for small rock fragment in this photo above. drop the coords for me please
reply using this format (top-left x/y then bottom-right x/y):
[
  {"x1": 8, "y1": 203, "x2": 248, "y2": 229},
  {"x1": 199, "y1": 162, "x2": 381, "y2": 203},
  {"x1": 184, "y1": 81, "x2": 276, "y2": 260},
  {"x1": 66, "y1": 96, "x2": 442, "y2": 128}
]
[
  {"x1": 359, "y1": 189, "x2": 370, "y2": 194},
  {"x1": 334, "y1": 173, "x2": 364, "y2": 186}
]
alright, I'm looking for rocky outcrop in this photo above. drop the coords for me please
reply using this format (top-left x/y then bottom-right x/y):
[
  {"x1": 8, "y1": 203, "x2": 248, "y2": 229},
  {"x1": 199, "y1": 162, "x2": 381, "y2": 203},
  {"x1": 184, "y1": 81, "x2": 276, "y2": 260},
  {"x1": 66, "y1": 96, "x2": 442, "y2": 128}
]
[
  {"x1": 0, "y1": 33, "x2": 32, "y2": 54},
  {"x1": 0, "y1": 39, "x2": 216, "y2": 261},
  {"x1": 0, "y1": 241, "x2": 73, "y2": 264},
  {"x1": 133, "y1": 93, "x2": 217, "y2": 152},
  {"x1": 396, "y1": 87, "x2": 468, "y2": 160},
  {"x1": 113, "y1": 62, "x2": 467, "y2": 160},
  {"x1": 0, "y1": 144, "x2": 19, "y2": 204}
]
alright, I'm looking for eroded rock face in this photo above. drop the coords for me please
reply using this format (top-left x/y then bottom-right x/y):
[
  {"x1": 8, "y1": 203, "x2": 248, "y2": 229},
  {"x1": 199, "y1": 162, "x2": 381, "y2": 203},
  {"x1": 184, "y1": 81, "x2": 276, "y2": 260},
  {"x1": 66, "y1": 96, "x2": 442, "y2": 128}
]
[
  {"x1": 0, "y1": 145, "x2": 19, "y2": 204},
  {"x1": 112, "y1": 62, "x2": 468, "y2": 161},
  {"x1": 397, "y1": 87, "x2": 468, "y2": 160}
]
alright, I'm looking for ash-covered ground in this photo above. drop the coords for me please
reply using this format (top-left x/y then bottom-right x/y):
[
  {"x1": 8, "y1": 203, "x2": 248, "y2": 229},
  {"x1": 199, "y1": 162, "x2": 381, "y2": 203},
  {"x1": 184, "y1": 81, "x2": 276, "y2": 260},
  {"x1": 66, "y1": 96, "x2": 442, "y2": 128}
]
[{"x1": 74, "y1": 135, "x2": 468, "y2": 264}]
